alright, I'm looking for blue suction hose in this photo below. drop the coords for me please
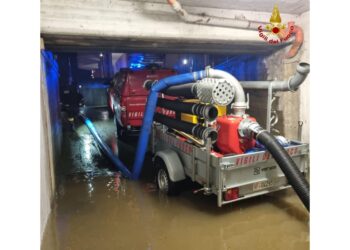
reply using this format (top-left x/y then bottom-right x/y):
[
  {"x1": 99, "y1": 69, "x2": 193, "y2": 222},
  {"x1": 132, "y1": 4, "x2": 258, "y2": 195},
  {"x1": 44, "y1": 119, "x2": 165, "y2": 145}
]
[
  {"x1": 80, "y1": 114, "x2": 132, "y2": 178},
  {"x1": 81, "y1": 70, "x2": 207, "y2": 179}
]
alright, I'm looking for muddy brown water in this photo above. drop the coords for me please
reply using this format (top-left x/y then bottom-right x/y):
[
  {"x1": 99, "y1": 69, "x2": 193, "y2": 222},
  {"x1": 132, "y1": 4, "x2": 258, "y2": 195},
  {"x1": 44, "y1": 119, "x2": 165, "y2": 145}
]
[{"x1": 42, "y1": 109, "x2": 309, "y2": 250}]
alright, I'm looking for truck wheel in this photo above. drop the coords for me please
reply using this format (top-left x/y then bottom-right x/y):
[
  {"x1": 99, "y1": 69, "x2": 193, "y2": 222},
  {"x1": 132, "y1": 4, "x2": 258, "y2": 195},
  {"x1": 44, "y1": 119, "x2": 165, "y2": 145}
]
[{"x1": 155, "y1": 158, "x2": 179, "y2": 196}]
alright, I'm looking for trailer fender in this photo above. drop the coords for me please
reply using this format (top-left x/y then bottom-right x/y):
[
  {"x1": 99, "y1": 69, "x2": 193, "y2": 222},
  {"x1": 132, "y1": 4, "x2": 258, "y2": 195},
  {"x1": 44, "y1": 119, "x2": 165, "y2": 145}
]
[{"x1": 154, "y1": 149, "x2": 186, "y2": 182}]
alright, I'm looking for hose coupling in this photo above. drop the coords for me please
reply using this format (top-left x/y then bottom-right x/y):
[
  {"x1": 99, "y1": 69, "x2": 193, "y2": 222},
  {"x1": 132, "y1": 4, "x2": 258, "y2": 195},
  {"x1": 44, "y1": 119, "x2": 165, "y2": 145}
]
[
  {"x1": 191, "y1": 103, "x2": 218, "y2": 121},
  {"x1": 143, "y1": 79, "x2": 157, "y2": 90},
  {"x1": 238, "y1": 118, "x2": 264, "y2": 138},
  {"x1": 232, "y1": 102, "x2": 248, "y2": 116},
  {"x1": 192, "y1": 125, "x2": 218, "y2": 142}
]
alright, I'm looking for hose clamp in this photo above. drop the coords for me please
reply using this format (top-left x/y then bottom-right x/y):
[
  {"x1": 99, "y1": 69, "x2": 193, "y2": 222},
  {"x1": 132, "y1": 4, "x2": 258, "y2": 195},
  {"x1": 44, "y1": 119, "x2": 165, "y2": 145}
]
[
  {"x1": 255, "y1": 129, "x2": 267, "y2": 140},
  {"x1": 238, "y1": 118, "x2": 255, "y2": 138}
]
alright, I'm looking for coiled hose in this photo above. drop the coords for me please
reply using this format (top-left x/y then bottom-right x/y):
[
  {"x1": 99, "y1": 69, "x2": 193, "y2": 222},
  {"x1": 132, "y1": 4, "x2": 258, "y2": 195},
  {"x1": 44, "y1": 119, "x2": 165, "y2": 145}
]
[
  {"x1": 154, "y1": 113, "x2": 218, "y2": 142},
  {"x1": 256, "y1": 130, "x2": 310, "y2": 211},
  {"x1": 157, "y1": 98, "x2": 218, "y2": 121}
]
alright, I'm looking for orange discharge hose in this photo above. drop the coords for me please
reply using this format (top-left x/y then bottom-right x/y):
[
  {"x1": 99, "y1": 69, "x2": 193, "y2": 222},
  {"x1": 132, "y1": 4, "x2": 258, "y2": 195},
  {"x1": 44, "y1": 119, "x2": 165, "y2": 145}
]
[{"x1": 279, "y1": 21, "x2": 304, "y2": 58}]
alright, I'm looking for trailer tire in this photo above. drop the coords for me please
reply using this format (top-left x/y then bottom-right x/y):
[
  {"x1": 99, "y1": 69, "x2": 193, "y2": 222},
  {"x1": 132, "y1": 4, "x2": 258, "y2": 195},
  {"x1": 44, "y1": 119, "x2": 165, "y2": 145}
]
[{"x1": 155, "y1": 158, "x2": 179, "y2": 196}]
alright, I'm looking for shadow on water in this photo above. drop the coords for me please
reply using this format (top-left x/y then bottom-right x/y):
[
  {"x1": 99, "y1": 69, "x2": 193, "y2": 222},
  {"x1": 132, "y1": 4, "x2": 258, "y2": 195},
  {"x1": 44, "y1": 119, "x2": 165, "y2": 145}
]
[{"x1": 268, "y1": 191, "x2": 309, "y2": 223}]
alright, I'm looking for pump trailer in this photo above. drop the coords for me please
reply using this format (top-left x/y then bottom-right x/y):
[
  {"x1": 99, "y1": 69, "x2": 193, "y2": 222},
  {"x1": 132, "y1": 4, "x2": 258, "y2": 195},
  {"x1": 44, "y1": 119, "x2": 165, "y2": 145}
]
[
  {"x1": 147, "y1": 63, "x2": 310, "y2": 208},
  {"x1": 151, "y1": 123, "x2": 308, "y2": 207},
  {"x1": 82, "y1": 63, "x2": 310, "y2": 210}
]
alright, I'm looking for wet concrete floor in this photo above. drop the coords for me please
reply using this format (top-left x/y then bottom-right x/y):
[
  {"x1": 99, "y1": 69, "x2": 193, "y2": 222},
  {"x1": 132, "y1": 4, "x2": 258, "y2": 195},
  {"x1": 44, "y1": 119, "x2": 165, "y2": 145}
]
[{"x1": 42, "y1": 108, "x2": 309, "y2": 250}]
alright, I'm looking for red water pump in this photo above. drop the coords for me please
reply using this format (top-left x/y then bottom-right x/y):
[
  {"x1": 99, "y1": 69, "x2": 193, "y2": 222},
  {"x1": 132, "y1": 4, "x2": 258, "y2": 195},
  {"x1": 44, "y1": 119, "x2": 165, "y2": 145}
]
[{"x1": 216, "y1": 115, "x2": 256, "y2": 154}]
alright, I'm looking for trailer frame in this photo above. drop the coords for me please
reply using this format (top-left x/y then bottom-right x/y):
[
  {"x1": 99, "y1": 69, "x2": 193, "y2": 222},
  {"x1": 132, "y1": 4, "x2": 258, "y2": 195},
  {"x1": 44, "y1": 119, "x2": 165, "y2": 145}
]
[{"x1": 152, "y1": 124, "x2": 309, "y2": 207}]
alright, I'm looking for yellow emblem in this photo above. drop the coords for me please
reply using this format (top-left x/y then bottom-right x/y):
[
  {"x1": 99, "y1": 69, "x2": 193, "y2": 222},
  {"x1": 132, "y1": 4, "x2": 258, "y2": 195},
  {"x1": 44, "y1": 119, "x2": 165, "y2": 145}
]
[{"x1": 266, "y1": 5, "x2": 286, "y2": 35}]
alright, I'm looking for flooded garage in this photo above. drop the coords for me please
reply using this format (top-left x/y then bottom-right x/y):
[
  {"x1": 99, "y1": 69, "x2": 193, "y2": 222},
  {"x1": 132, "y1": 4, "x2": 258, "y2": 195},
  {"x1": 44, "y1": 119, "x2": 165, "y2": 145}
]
[
  {"x1": 41, "y1": 109, "x2": 308, "y2": 250},
  {"x1": 39, "y1": 0, "x2": 312, "y2": 249},
  {"x1": 7, "y1": 0, "x2": 350, "y2": 248}
]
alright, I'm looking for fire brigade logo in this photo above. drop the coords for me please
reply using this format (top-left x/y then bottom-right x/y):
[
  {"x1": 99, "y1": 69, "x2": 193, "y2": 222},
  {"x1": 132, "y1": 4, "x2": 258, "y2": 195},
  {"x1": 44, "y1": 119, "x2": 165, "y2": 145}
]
[{"x1": 258, "y1": 5, "x2": 293, "y2": 44}]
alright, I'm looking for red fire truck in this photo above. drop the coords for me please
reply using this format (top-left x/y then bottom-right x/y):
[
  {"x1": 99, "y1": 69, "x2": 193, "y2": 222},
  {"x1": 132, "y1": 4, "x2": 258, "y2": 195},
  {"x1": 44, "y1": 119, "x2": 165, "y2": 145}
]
[{"x1": 108, "y1": 66, "x2": 176, "y2": 137}]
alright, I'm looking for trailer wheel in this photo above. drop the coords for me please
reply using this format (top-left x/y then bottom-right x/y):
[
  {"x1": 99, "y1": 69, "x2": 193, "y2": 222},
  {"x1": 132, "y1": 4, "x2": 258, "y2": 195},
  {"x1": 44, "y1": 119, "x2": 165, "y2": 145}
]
[{"x1": 155, "y1": 158, "x2": 179, "y2": 196}]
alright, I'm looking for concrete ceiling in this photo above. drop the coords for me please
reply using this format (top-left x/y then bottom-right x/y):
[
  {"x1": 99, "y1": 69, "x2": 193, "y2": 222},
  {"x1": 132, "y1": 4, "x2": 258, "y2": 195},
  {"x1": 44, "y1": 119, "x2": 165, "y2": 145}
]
[
  {"x1": 139, "y1": 0, "x2": 309, "y2": 15},
  {"x1": 41, "y1": 0, "x2": 303, "y2": 53}
]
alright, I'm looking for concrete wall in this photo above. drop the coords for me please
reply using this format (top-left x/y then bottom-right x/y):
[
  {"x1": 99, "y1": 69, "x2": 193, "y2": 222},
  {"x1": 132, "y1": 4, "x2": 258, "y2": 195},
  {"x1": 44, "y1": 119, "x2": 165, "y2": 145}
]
[
  {"x1": 262, "y1": 11, "x2": 310, "y2": 141},
  {"x1": 233, "y1": 11, "x2": 309, "y2": 141},
  {"x1": 296, "y1": 11, "x2": 310, "y2": 142},
  {"x1": 263, "y1": 49, "x2": 301, "y2": 139},
  {"x1": 40, "y1": 50, "x2": 62, "y2": 240},
  {"x1": 40, "y1": 84, "x2": 53, "y2": 241}
]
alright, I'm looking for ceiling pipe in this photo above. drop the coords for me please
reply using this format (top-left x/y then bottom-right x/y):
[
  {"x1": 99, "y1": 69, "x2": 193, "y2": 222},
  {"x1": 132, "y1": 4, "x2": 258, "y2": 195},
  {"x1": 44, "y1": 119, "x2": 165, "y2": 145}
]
[
  {"x1": 167, "y1": 0, "x2": 304, "y2": 58},
  {"x1": 239, "y1": 62, "x2": 310, "y2": 91},
  {"x1": 167, "y1": 0, "x2": 268, "y2": 30}
]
